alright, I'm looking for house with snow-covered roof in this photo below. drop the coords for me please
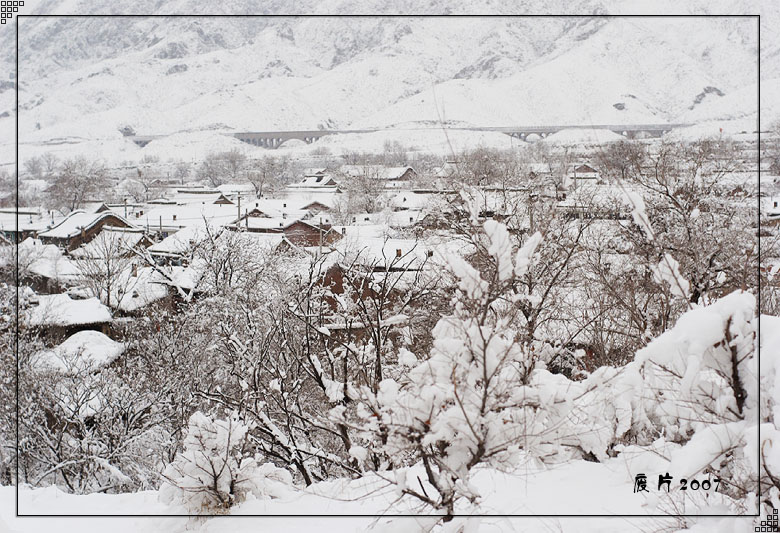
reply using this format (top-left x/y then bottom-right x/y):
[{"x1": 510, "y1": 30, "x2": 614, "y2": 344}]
[
  {"x1": 38, "y1": 210, "x2": 137, "y2": 251},
  {"x1": 287, "y1": 173, "x2": 340, "y2": 190},
  {"x1": 25, "y1": 293, "x2": 113, "y2": 341},
  {"x1": 69, "y1": 226, "x2": 152, "y2": 259},
  {"x1": 389, "y1": 191, "x2": 429, "y2": 211},
  {"x1": 8, "y1": 238, "x2": 81, "y2": 293},
  {"x1": 340, "y1": 165, "x2": 417, "y2": 189},
  {"x1": 34, "y1": 330, "x2": 125, "y2": 373},
  {"x1": 570, "y1": 163, "x2": 602, "y2": 188},
  {"x1": 0, "y1": 208, "x2": 65, "y2": 242}
]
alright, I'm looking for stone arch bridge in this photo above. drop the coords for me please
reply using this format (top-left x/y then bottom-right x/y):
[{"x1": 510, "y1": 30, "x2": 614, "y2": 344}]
[{"x1": 129, "y1": 124, "x2": 691, "y2": 149}]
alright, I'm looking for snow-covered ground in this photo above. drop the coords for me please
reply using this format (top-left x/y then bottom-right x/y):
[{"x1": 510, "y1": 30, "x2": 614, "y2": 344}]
[{"x1": 0, "y1": 451, "x2": 759, "y2": 532}]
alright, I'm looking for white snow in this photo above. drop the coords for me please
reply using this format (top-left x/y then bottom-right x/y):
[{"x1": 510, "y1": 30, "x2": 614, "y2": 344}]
[
  {"x1": 34, "y1": 330, "x2": 124, "y2": 372},
  {"x1": 25, "y1": 294, "x2": 113, "y2": 327}
]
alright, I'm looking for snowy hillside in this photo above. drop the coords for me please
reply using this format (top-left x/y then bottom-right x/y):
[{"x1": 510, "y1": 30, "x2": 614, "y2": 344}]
[{"x1": 0, "y1": 1, "x2": 774, "y2": 167}]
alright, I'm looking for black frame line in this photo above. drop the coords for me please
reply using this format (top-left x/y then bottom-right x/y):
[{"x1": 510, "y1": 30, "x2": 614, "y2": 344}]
[{"x1": 12, "y1": 12, "x2": 763, "y2": 519}]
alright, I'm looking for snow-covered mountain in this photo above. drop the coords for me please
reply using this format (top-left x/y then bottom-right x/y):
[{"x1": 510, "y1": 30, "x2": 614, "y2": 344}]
[{"x1": 0, "y1": 0, "x2": 775, "y2": 166}]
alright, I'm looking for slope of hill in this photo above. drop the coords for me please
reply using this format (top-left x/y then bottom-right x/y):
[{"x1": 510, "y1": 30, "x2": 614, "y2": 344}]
[{"x1": 0, "y1": 0, "x2": 774, "y2": 167}]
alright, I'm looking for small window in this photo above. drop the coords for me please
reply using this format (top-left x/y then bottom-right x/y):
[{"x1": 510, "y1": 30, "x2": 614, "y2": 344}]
[{"x1": 775, "y1": 201, "x2": 779, "y2": 208}]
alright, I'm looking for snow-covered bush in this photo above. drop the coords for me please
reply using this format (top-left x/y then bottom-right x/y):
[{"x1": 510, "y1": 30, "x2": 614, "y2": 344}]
[
  {"x1": 343, "y1": 221, "x2": 560, "y2": 519},
  {"x1": 160, "y1": 411, "x2": 291, "y2": 513}
]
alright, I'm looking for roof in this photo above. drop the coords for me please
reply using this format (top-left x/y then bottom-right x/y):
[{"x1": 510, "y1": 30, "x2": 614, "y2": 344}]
[
  {"x1": 341, "y1": 165, "x2": 415, "y2": 180},
  {"x1": 15, "y1": 238, "x2": 81, "y2": 280},
  {"x1": 217, "y1": 183, "x2": 256, "y2": 195},
  {"x1": 330, "y1": 237, "x2": 430, "y2": 270},
  {"x1": 34, "y1": 330, "x2": 124, "y2": 372},
  {"x1": 289, "y1": 175, "x2": 339, "y2": 188},
  {"x1": 26, "y1": 294, "x2": 113, "y2": 327},
  {"x1": 38, "y1": 211, "x2": 135, "y2": 240},
  {"x1": 390, "y1": 191, "x2": 429, "y2": 210},
  {"x1": 115, "y1": 267, "x2": 172, "y2": 312},
  {"x1": 148, "y1": 223, "x2": 217, "y2": 256},
  {"x1": 0, "y1": 210, "x2": 65, "y2": 233},
  {"x1": 557, "y1": 184, "x2": 633, "y2": 210},
  {"x1": 574, "y1": 164, "x2": 598, "y2": 173},
  {"x1": 139, "y1": 203, "x2": 239, "y2": 231},
  {"x1": 240, "y1": 217, "x2": 287, "y2": 231},
  {"x1": 70, "y1": 227, "x2": 149, "y2": 259}
]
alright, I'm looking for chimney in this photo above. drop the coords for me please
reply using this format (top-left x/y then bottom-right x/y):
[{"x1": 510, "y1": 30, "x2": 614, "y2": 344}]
[
  {"x1": 131, "y1": 263, "x2": 138, "y2": 277},
  {"x1": 396, "y1": 249, "x2": 402, "y2": 258},
  {"x1": 173, "y1": 214, "x2": 177, "y2": 221}
]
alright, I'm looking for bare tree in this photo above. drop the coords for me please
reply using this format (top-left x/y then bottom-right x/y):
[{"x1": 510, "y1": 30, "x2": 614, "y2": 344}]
[
  {"x1": 244, "y1": 155, "x2": 288, "y2": 197},
  {"x1": 72, "y1": 230, "x2": 140, "y2": 311},
  {"x1": 46, "y1": 156, "x2": 109, "y2": 213},
  {"x1": 198, "y1": 149, "x2": 248, "y2": 187}
]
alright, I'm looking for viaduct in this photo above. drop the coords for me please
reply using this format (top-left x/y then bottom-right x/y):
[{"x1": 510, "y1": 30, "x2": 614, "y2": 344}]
[{"x1": 129, "y1": 124, "x2": 691, "y2": 149}]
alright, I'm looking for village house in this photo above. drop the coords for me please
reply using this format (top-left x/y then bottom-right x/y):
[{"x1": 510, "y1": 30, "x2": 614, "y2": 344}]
[
  {"x1": 340, "y1": 165, "x2": 417, "y2": 189},
  {"x1": 570, "y1": 163, "x2": 601, "y2": 188},
  {"x1": 287, "y1": 169, "x2": 340, "y2": 191},
  {"x1": 9, "y1": 238, "x2": 81, "y2": 294},
  {"x1": 25, "y1": 292, "x2": 113, "y2": 343},
  {"x1": 69, "y1": 226, "x2": 153, "y2": 259},
  {"x1": 0, "y1": 207, "x2": 65, "y2": 243},
  {"x1": 38, "y1": 210, "x2": 136, "y2": 251}
]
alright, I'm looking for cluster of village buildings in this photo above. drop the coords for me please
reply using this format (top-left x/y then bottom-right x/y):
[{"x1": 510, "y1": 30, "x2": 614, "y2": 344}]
[{"x1": 2, "y1": 158, "x2": 769, "y2": 369}]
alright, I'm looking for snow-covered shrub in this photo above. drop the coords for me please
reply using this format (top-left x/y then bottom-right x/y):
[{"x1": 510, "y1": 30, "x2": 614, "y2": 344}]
[
  {"x1": 343, "y1": 221, "x2": 564, "y2": 519},
  {"x1": 621, "y1": 289, "x2": 760, "y2": 513},
  {"x1": 631, "y1": 291, "x2": 756, "y2": 442},
  {"x1": 160, "y1": 411, "x2": 291, "y2": 513}
]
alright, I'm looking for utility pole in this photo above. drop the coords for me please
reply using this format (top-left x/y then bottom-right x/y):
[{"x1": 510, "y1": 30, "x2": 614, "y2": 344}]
[
  {"x1": 123, "y1": 197, "x2": 127, "y2": 219},
  {"x1": 318, "y1": 216, "x2": 323, "y2": 258},
  {"x1": 237, "y1": 196, "x2": 241, "y2": 231}
]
